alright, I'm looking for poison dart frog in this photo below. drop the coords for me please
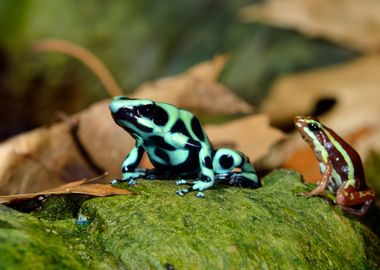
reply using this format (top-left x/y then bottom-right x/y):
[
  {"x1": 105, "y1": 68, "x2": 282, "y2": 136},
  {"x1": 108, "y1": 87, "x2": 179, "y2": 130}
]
[
  {"x1": 109, "y1": 96, "x2": 260, "y2": 197},
  {"x1": 294, "y1": 116, "x2": 375, "y2": 217}
]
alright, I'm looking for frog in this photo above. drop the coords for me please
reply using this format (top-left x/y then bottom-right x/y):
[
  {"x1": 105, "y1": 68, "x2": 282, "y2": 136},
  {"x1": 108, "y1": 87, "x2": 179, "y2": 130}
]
[
  {"x1": 109, "y1": 96, "x2": 260, "y2": 197},
  {"x1": 294, "y1": 116, "x2": 375, "y2": 217}
]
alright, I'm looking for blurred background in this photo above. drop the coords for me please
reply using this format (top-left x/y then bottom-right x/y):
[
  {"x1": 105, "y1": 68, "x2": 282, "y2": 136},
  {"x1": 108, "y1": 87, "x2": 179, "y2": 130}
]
[
  {"x1": 1, "y1": 0, "x2": 380, "y2": 200},
  {"x1": 0, "y1": 0, "x2": 356, "y2": 140}
]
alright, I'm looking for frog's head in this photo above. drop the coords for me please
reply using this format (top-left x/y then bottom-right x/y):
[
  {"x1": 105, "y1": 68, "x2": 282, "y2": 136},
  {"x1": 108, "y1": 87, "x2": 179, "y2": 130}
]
[
  {"x1": 109, "y1": 96, "x2": 169, "y2": 137},
  {"x1": 294, "y1": 116, "x2": 326, "y2": 148}
]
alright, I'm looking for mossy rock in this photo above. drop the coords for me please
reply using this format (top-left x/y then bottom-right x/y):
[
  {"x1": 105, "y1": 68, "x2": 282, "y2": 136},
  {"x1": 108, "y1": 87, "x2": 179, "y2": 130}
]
[{"x1": 1, "y1": 170, "x2": 379, "y2": 269}]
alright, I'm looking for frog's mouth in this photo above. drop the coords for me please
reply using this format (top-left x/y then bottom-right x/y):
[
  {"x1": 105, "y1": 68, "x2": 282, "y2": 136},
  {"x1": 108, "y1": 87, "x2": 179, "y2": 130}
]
[
  {"x1": 111, "y1": 107, "x2": 153, "y2": 133},
  {"x1": 300, "y1": 133, "x2": 313, "y2": 145},
  {"x1": 293, "y1": 118, "x2": 314, "y2": 145}
]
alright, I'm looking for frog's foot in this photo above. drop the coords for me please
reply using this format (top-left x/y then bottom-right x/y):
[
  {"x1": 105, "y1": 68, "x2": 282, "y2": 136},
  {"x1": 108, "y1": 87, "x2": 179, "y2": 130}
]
[
  {"x1": 112, "y1": 170, "x2": 147, "y2": 186},
  {"x1": 176, "y1": 188, "x2": 205, "y2": 198},
  {"x1": 175, "y1": 179, "x2": 191, "y2": 185},
  {"x1": 143, "y1": 169, "x2": 157, "y2": 180},
  {"x1": 175, "y1": 180, "x2": 212, "y2": 197},
  {"x1": 111, "y1": 178, "x2": 138, "y2": 186},
  {"x1": 176, "y1": 188, "x2": 189, "y2": 196},
  {"x1": 335, "y1": 202, "x2": 373, "y2": 218}
]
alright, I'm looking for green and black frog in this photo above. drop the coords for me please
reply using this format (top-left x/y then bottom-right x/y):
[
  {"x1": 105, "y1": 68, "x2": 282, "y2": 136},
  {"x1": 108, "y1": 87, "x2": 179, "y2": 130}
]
[{"x1": 109, "y1": 96, "x2": 260, "y2": 197}]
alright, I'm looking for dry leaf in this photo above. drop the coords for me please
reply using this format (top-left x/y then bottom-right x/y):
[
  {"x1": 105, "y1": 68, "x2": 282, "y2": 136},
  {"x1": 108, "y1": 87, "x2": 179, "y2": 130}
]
[
  {"x1": 262, "y1": 54, "x2": 380, "y2": 133},
  {"x1": 0, "y1": 179, "x2": 132, "y2": 205},
  {"x1": 77, "y1": 99, "x2": 134, "y2": 178},
  {"x1": 240, "y1": 0, "x2": 380, "y2": 52},
  {"x1": 0, "y1": 123, "x2": 96, "y2": 195},
  {"x1": 205, "y1": 114, "x2": 285, "y2": 162},
  {"x1": 132, "y1": 55, "x2": 254, "y2": 115},
  {"x1": 261, "y1": 54, "x2": 380, "y2": 179},
  {"x1": 0, "y1": 56, "x2": 268, "y2": 196}
]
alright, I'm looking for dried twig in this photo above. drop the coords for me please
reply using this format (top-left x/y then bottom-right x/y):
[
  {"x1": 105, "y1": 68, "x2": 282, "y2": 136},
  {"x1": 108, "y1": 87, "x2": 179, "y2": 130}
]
[{"x1": 33, "y1": 39, "x2": 123, "y2": 97}]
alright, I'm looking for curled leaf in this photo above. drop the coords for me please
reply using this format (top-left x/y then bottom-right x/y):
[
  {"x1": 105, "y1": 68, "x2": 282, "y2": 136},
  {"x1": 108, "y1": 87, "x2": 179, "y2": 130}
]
[
  {"x1": 0, "y1": 178, "x2": 132, "y2": 205},
  {"x1": 241, "y1": 0, "x2": 380, "y2": 52},
  {"x1": 132, "y1": 55, "x2": 254, "y2": 115}
]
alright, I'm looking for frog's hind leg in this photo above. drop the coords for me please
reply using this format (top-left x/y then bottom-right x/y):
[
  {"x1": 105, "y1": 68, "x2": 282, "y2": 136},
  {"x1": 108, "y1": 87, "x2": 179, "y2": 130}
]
[
  {"x1": 335, "y1": 181, "x2": 376, "y2": 217},
  {"x1": 213, "y1": 148, "x2": 260, "y2": 188},
  {"x1": 176, "y1": 144, "x2": 215, "y2": 197}
]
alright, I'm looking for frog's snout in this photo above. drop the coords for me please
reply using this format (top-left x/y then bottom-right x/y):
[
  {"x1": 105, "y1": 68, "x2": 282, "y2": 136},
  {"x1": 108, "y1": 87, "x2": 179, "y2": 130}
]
[
  {"x1": 294, "y1": 116, "x2": 310, "y2": 129},
  {"x1": 109, "y1": 102, "x2": 119, "y2": 114}
]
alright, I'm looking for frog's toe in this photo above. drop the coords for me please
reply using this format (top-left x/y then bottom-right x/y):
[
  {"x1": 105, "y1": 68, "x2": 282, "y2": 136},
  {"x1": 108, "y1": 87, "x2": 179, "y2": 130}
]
[
  {"x1": 196, "y1": 191, "x2": 205, "y2": 198},
  {"x1": 111, "y1": 179, "x2": 120, "y2": 185},
  {"x1": 215, "y1": 173, "x2": 232, "y2": 181},
  {"x1": 176, "y1": 189, "x2": 189, "y2": 196},
  {"x1": 145, "y1": 174, "x2": 156, "y2": 180},
  {"x1": 191, "y1": 180, "x2": 213, "y2": 191},
  {"x1": 176, "y1": 179, "x2": 191, "y2": 185},
  {"x1": 127, "y1": 179, "x2": 137, "y2": 186}
]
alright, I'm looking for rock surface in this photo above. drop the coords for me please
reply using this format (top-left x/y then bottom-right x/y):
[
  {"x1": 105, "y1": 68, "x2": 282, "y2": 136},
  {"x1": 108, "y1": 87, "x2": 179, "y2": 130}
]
[{"x1": 1, "y1": 170, "x2": 379, "y2": 269}]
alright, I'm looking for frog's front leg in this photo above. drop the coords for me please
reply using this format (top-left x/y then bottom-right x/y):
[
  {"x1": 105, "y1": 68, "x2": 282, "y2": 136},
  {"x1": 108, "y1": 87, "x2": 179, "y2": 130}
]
[
  {"x1": 112, "y1": 143, "x2": 145, "y2": 185},
  {"x1": 191, "y1": 145, "x2": 215, "y2": 194},
  {"x1": 335, "y1": 181, "x2": 376, "y2": 217},
  {"x1": 299, "y1": 161, "x2": 332, "y2": 196},
  {"x1": 213, "y1": 148, "x2": 260, "y2": 188}
]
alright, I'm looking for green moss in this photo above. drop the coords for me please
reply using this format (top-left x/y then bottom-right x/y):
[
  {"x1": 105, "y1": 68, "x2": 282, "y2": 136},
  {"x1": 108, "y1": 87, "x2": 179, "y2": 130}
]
[
  {"x1": 0, "y1": 205, "x2": 86, "y2": 270},
  {"x1": 77, "y1": 170, "x2": 379, "y2": 269},
  {"x1": 1, "y1": 170, "x2": 379, "y2": 269}
]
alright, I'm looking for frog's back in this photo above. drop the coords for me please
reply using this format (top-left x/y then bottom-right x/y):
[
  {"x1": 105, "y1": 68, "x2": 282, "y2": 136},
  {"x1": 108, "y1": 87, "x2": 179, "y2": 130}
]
[
  {"x1": 325, "y1": 126, "x2": 366, "y2": 189},
  {"x1": 175, "y1": 107, "x2": 211, "y2": 145}
]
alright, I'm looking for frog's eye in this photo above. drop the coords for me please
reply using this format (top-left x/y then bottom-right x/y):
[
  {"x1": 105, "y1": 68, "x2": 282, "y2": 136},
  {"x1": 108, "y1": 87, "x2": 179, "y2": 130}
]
[
  {"x1": 307, "y1": 122, "x2": 320, "y2": 132},
  {"x1": 138, "y1": 105, "x2": 155, "y2": 118}
]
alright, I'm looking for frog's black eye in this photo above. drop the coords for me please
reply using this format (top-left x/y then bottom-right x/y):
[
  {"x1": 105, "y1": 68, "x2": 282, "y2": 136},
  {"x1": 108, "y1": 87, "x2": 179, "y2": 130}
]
[
  {"x1": 308, "y1": 122, "x2": 320, "y2": 132},
  {"x1": 138, "y1": 105, "x2": 155, "y2": 118}
]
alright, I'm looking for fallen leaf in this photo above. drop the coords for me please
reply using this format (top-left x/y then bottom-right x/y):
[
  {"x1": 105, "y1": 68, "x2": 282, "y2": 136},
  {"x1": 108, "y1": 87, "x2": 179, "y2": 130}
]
[
  {"x1": 240, "y1": 0, "x2": 380, "y2": 52},
  {"x1": 260, "y1": 54, "x2": 380, "y2": 179},
  {"x1": 132, "y1": 55, "x2": 254, "y2": 115},
  {"x1": 262, "y1": 54, "x2": 380, "y2": 135},
  {"x1": 0, "y1": 179, "x2": 132, "y2": 205},
  {"x1": 77, "y1": 99, "x2": 134, "y2": 178},
  {"x1": 0, "y1": 56, "x2": 274, "y2": 196},
  {"x1": 0, "y1": 123, "x2": 97, "y2": 195}
]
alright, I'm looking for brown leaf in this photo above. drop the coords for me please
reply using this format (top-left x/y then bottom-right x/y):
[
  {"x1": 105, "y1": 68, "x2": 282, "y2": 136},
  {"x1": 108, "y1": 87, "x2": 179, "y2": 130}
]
[
  {"x1": 205, "y1": 114, "x2": 285, "y2": 162},
  {"x1": 262, "y1": 55, "x2": 380, "y2": 151},
  {"x1": 240, "y1": 0, "x2": 380, "y2": 52},
  {"x1": 0, "y1": 179, "x2": 132, "y2": 205},
  {"x1": 77, "y1": 99, "x2": 134, "y2": 179},
  {"x1": 0, "y1": 56, "x2": 259, "y2": 195},
  {"x1": 260, "y1": 55, "x2": 380, "y2": 176},
  {"x1": 0, "y1": 123, "x2": 97, "y2": 195},
  {"x1": 131, "y1": 55, "x2": 254, "y2": 115}
]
